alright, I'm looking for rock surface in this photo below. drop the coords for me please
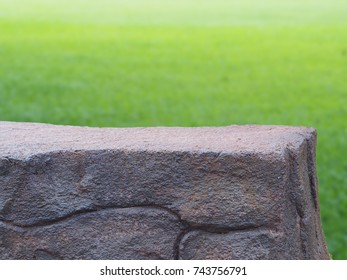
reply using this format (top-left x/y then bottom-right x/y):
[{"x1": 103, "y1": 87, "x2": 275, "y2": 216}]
[
  {"x1": 0, "y1": 122, "x2": 330, "y2": 259},
  {"x1": 0, "y1": 207, "x2": 183, "y2": 260}
]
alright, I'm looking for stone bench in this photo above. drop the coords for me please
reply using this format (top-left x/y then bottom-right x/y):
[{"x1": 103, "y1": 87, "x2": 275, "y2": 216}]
[{"x1": 0, "y1": 122, "x2": 330, "y2": 259}]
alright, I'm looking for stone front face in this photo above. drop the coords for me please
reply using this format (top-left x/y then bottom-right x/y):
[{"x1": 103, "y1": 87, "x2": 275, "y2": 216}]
[
  {"x1": 0, "y1": 122, "x2": 330, "y2": 259},
  {"x1": 0, "y1": 207, "x2": 183, "y2": 260}
]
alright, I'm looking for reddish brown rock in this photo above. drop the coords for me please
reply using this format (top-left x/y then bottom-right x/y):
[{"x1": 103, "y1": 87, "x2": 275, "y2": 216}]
[
  {"x1": 179, "y1": 230, "x2": 277, "y2": 260},
  {"x1": 0, "y1": 207, "x2": 183, "y2": 260},
  {"x1": 0, "y1": 122, "x2": 330, "y2": 259}
]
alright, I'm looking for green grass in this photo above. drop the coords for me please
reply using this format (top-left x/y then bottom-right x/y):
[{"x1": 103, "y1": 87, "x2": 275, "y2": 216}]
[{"x1": 0, "y1": 0, "x2": 346, "y2": 259}]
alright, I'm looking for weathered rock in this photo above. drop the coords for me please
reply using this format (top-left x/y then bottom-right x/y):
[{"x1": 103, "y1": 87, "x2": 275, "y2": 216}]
[
  {"x1": 0, "y1": 207, "x2": 183, "y2": 260},
  {"x1": 0, "y1": 122, "x2": 330, "y2": 259},
  {"x1": 179, "y1": 229, "x2": 277, "y2": 260}
]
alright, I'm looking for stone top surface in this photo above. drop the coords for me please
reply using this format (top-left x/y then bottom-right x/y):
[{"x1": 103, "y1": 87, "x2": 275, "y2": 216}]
[{"x1": 0, "y1": 122, "x2": 315, "y2": 160}]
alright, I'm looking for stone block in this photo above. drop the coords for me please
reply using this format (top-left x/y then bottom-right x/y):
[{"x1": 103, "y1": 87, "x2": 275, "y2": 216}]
[{"x1": 0, "y1": 122, "x2": 330, "y2": 259}]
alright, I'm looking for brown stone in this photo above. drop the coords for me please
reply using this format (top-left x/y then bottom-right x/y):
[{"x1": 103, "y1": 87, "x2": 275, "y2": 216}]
[
  {"x1": 0, "y1": 207, "x2": 183, "y2": 259},
  {"x1": 0, "y1": 122, "x2": 330, "y2": 259}
]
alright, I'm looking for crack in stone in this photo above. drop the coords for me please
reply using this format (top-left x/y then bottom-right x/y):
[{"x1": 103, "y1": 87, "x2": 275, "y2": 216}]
[
  {"x1": 173, "y1": 228, "x2": 191, "y2": 260},
  {"x1": 174, "y1": 224, "x2": 264, "y2": 260},
  {"x1": 0, "y1": 203, "x2": 262, "y2": 233},
  {"x1": 0, "y1": 203, "x2": 266, "y2": 260}
]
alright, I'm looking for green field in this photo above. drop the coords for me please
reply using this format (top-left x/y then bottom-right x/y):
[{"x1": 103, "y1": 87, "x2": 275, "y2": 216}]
[{"x1": 0, "y1": 0, "x2": 346, "y2": 259}]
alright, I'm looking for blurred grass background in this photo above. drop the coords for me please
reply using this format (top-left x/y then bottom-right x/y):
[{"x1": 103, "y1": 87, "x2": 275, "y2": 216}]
[{"x1": 0, "y1": 0, "x2": 346, "y2": 259}]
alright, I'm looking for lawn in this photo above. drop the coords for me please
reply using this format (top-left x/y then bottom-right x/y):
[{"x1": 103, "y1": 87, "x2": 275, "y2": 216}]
[{"x1": 0, "y1": 0, "x2": 346, "y2": 259}]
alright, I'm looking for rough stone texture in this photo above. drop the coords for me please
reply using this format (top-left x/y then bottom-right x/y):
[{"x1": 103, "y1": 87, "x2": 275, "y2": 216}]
[
  {"x1": 179, "y1": 230, "x2": 277, "y2": 260},
  {"x1": 0, "y1": 122, "x2": 330, "y2": 259},
  {"x1": 0, "y1": 207, "x2": 183, "y2": 260}
]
